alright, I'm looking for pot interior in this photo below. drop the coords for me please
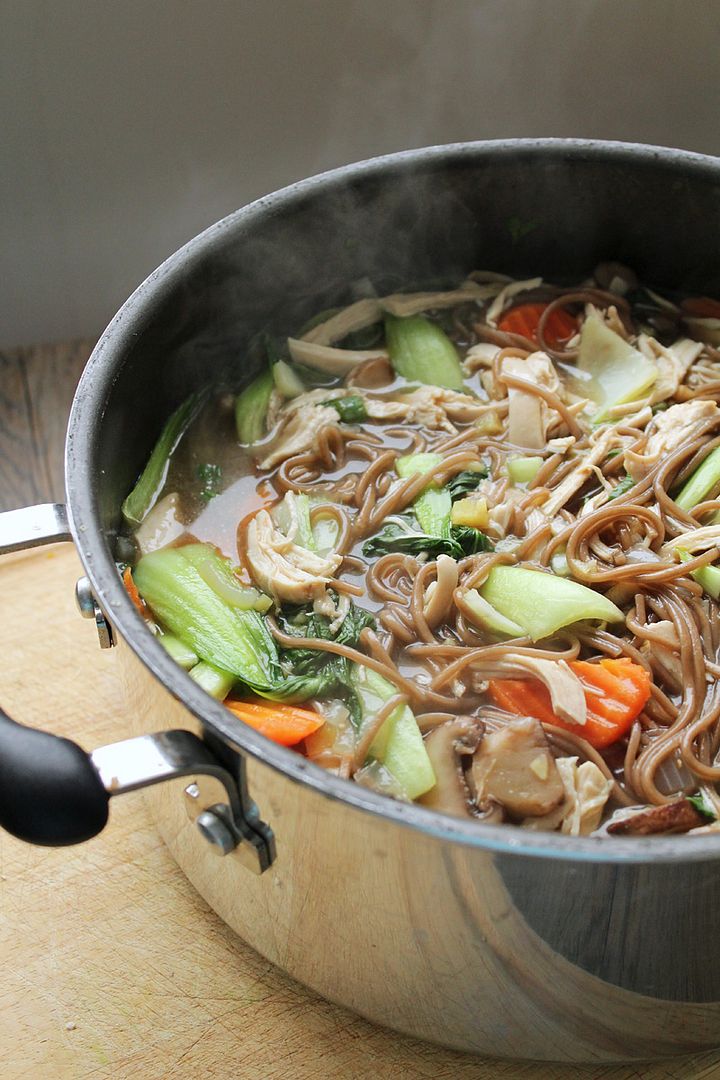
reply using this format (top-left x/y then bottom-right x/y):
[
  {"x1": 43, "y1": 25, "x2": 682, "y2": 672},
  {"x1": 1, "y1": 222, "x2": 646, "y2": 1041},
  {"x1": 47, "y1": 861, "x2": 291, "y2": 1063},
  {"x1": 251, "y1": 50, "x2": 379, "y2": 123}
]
[{"x1": 67, "y1": 139, "x2": 720, "y2": 860}]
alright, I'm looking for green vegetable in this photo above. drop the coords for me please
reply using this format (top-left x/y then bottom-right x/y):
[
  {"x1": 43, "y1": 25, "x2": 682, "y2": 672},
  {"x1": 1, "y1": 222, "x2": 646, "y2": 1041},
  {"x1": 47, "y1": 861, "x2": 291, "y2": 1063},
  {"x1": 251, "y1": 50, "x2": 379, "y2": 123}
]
[
  {"x1": 294, "y1": 494, "x2": 317, "y2": 552},
  {"x1": 608, "y1": 474, "x2": 635, "y2": 500},
  {"x1": 574, "y1": 313, "x2": 657, "y2": 421},
  {"x1": 507, "y1": 456, "x2": 543, "y2": 485},
  {"x1": 180, "y1": 543, "x2": 272, "y2": 611},
  {"x1": 134, "y1": 547, "x2": 282, "y2": 690},
  {"x1": 674, "y1": 446, "x2": 720, "y2": 511},
  {"x1": 395, "y1": 456, "x2": 491, "y2": 541},
  {"x1": 276, "y1": 603, "x2": 376, "y2": 718},
  {"x1": 413, "y1": 487, "x2": 452, "y2": 539},
  {"x1": 385, "y1": 314, "x2": 465, "y2": 391},
  {"x1": 323, "y1": 395, "x2": 368, "y2": 424},
  {"x1": 396, "y1": 453, "x2": 443, "y2": 479},
  {"x1": 135, "y1": 548, "x2": 375, "y2": 707},
  {"x1": 309, "y1": 504, "x2": 340, "y2": 556},
  {"x1": 351, "y1": 666, "x2": 435, "y2": 800},
  {"x1": 446, "y1": 468, "x2": 488, "y2": 501},
  {"x1": 396, "y1": 452, "x2": 451, "y2": 537},
  {"x1": 196, "y1": 462, "x2": 222, "y2": 501},
  {"x1": 550, "y1": 552, "x2": 570, "y2": 577},
  {"x1": 158, "y1": 633, "x2": 199, "y2": 670},
  {"x1": 122, "y1": 393, "x2": 202, "y2": 527},
  {"x1": 273, "y1": 358, "x2": 305, "y2": 399},
  {"x1": 189, "y1": 660, "x2": 236, "y2": 700},
  {"x1": 478, "y1": 565, "x2": 624, "y2": 642},
  {"x1": 362, "y1": 518, "x2": 493, "y2": 560},
  {"x1": 451, "y1": 526, "x2": 494, "y2": 556},
  {"x1": 677, "y1": 548, "x2": 720, "y2": 600},
  {"x1": 235, "y1": 369, "x2": 275, "y2": 444},
  {"x1": 687, "y1": 792, "x2": 717, "y2": 821},
  {"x1": 272, "y1": 492, "x2": 317, "y2": 551},
  {"x1": 507, "y1": 216, "x2": 538, "y2": 244},
  {"x1": 460, "y1": 589, "x2": 524, "y2": 638}
]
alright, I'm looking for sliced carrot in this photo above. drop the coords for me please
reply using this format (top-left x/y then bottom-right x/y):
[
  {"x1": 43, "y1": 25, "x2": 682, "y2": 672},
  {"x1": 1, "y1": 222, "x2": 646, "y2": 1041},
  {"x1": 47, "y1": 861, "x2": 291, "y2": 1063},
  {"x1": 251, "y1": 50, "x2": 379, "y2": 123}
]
[
  {"x1": 224, "y1": 699, "x2": 324, "y2": 746},
  {"x1": 497, "y1": 303, "x2": 578, "y2": 349},
  {"x1": 488, "y1": 658, "x2": 651, "y2": 750},
  {"x1": 681, "y1": 297, "x2": 720, "y2": 319},
  {"x1": 122, "y1": 566, "x2": 147, "y2": 616},
  {"x1": 489, "y1": 678, "x2": 558, "y2": 727}
]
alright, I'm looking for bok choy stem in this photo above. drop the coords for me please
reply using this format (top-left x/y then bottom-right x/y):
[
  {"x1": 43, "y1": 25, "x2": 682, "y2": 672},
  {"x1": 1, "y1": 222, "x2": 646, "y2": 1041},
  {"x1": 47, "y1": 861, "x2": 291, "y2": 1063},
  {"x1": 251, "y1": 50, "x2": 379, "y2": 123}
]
[
  {"x1": 385, "y1": 314, "x2": 464, "y2": 390},
  {"x1": 122, "y1": 393, "x2": 202, "y2": 527},
  {"x1": 396, "y1": 452, "x2": 451, "y2": 538},
  {"x1": 235, "y1": 369, "x2": 275, "y2": 444},
  {"x1": 133, "y1": 547, "x2": 282, "y2": 690}
]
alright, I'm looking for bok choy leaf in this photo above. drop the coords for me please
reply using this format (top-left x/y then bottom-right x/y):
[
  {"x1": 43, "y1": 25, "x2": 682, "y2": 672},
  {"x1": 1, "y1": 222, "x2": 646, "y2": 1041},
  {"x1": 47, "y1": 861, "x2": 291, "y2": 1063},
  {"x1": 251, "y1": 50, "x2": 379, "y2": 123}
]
[
  {"x1": 122, "y1": 392, "x2": 203, "y2": 527},
  {"x1": 362, "y1": 517, "x2": 493, "y2": 560}
]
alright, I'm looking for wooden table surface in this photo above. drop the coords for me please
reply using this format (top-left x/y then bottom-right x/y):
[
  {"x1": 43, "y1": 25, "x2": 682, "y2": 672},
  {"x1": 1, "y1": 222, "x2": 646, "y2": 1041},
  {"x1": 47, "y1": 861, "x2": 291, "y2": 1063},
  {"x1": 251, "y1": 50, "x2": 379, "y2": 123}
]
[{"x1": 2, "y1": 341, "x2": 720, "y2": 1079}]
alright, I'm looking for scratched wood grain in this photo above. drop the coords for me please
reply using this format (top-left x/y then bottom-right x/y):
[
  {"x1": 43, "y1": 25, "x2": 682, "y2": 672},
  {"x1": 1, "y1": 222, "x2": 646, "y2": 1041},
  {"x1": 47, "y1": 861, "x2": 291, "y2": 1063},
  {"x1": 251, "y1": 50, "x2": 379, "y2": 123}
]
[
  {"x1": 1, "y1": 344, "x2": 720, "y2": 1078},
  {"x1": 0, "y1": 339, "x2": 92, "y2": 513},
  {"x1": 2, "y1": 546, "x2": 720, "y2": 1080}
]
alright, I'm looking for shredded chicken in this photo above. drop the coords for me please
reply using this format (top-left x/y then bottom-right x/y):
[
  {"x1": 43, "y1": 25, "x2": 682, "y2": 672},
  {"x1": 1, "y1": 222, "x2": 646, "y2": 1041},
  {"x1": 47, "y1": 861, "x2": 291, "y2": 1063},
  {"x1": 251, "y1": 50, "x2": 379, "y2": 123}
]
[
  {"x1": 363, "y1": 386, "x2": 487, "y2": 432},
  {"x1": 259, "y1": 403, "x2": 340, "y2": 470},
  {"x1": 300, "y1": 281, "x2": 501, "y2": 348},
  {"x1": 134, "y1": 492, "x2": 186, "y2": 554},
  {"x1": 637, "y1": 334, "x2": 704, "y2": 404},
  {"x1": 542, "y1": 429, "x2": 618, "y2": 517},
  {"x1": 523, "y1": 757, "x2": 613, "y2": 835},
  {"x1": 276, "y1": 388, "x2": 345, "y2": 415},
  {"x1": 638, "y1": 619, "x2": 683, "y2": 688},
  {"x1": 665, "y1": 524, "x2": 720, "y2": 556},
  {"x1": 502, "y1": 351, "x2": 560, "y2": 450},
  {"x1": 380, "y1": 280, "x2": 497, "y2": 318},
  {"x1": 498, "y1": 655, "x2": 587, "y2": 726},
  {"x1": 287, "y1": 337, "x2": 387, "y2": 375},
  {"x1": 624, "y1": 399, "x2": 719, "y2": 482},
  {"x1": 301, "y1": 298, "x2": 383, "y2": 346},
  {"x1": 485, "y1": 277, "x2": 543, "y2": 327},
  {"x1": 471, "y1": 478, "x2": 524, "y2": 540},
  {"x1": 245, "y1": 509, "x2": 341, "y2": 606},
  {"x1": 463, "y1": 342, "x2": 500, "y2": 375}
]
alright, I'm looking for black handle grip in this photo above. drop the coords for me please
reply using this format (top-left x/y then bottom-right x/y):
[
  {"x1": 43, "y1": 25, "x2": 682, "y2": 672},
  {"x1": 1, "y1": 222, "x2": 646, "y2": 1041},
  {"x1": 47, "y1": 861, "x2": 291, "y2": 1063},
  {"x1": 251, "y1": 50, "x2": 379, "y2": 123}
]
[{"x1": 0, "y1": 708, "x2": 109, "y2": 845}]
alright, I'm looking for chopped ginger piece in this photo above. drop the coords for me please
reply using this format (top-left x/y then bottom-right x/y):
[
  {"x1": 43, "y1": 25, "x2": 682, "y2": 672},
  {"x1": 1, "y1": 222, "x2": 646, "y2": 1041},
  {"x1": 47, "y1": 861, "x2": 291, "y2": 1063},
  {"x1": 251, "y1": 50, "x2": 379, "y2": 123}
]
[{"x1": 451, "y1": 497, "x2": 488, "y2": 529}]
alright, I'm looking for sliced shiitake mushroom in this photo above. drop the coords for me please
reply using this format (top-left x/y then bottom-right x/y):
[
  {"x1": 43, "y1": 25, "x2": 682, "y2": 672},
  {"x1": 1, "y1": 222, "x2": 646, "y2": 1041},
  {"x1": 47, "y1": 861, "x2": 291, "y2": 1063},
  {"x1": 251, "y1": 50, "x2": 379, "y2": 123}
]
[
  {"x1": 606, "y1": 798, "x2": 707, "y2": 836},
  {"x1": 419, "y1": 718, "x2": 486, "y2": 819},
  {"x1": 469, "y1": 717, "x2": 565, "y2": 819}
]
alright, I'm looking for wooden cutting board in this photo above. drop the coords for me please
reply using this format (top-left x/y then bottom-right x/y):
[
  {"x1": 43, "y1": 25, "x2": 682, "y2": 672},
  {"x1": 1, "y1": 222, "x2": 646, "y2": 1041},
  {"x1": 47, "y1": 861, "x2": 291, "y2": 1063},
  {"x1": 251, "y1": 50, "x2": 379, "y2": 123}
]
[{"x1": 1, "y1": 545, "x2": 719, "y2": 1080}]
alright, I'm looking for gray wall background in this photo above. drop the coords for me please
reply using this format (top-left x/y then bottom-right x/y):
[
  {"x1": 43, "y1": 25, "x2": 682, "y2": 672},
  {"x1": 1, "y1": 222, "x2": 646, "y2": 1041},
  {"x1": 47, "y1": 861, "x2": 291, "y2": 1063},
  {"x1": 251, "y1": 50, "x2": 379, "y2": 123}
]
[{"x1": 3, "y1": 0, "x2": 720, "y2": 347}]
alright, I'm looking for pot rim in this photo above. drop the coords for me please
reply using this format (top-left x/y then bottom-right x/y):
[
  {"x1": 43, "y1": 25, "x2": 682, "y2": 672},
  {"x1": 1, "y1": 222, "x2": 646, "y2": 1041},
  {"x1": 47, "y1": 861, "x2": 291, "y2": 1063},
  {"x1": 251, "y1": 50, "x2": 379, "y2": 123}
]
[{"x1": 66, "y1": 137, "x2": 720, "y2": 864}]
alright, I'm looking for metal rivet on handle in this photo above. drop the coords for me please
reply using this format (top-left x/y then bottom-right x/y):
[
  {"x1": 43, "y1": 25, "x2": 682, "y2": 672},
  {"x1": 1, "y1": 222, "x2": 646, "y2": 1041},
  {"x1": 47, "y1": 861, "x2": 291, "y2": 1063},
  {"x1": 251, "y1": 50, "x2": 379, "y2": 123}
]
[
  {"x1": 195, "y1": 809, "x2": 237, "y2": 855},
  {"x1": 75, "y1": 577, "x2": 96, "y2": 619},
  {"x1": 75, "y1": 576, "x2": 114, "y2": 649}
]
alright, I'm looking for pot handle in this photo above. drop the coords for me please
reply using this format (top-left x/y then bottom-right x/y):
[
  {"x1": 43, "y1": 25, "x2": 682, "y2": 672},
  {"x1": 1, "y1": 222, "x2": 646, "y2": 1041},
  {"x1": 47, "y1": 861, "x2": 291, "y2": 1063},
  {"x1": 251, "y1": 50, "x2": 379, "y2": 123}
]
[
  {"x1": 0, "y1": 503, "x2": 71, "y2": 554},
  {"x1": 0, "y1": 502, "x2": 274, "y2": 871},
  {"x1": 0, "y1": 707, "x2": 109, "y2": 844},
  {"x1": 0, "y1": 710, "x2": 274, "y2": 870}
]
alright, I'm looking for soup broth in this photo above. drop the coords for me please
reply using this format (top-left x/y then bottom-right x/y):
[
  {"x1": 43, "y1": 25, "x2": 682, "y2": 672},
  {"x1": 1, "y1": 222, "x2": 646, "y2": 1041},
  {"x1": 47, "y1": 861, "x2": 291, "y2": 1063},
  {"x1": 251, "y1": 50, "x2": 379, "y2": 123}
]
[{"x1": 121, "y1": 266, "x2": 720, "y2": 838}]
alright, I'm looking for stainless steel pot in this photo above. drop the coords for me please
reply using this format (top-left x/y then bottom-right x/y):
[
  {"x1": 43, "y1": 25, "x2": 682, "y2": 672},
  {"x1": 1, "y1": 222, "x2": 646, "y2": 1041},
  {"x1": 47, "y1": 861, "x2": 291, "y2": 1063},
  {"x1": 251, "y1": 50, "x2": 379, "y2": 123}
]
[{"x1": 3, "y1": 140, "x2": 720, "y2": 1063}]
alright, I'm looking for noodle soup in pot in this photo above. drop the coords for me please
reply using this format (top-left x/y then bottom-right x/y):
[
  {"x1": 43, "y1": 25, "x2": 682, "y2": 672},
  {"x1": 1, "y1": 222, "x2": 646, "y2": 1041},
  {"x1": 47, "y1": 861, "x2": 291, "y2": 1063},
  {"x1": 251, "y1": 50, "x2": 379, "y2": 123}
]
[{"x1": 120, "y1": 263, "x2": 720, "y2": 841}]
